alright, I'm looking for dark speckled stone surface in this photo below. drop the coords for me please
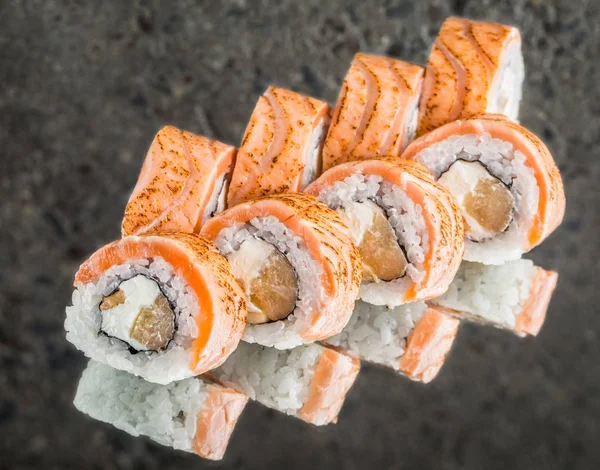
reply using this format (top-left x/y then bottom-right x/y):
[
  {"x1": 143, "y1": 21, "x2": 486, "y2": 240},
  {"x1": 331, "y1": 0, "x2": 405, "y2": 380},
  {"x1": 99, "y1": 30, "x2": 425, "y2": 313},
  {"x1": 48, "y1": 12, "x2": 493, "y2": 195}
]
[{"x1": 1, "y1": 0, "x2": 599, "y2": 469}]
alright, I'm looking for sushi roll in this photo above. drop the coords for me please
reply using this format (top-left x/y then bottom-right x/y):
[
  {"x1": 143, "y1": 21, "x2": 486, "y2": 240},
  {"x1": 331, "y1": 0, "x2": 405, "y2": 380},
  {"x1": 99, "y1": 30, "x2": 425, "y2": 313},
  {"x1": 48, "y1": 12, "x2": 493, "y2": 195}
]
[
  {"x1": 227, "y1": 86, "x2": 330, "y2": 207},
  {"x1": 210, "y1": 342, "x2": 360, "y2": 426},
  {"x1": 65, "y1": 232, "x2": 247, "y2": 384},
  {"x1": 403, "y1": 114, "x2": 566, "y2": 264},
  {"x1": 324, "y1": 301, "x2": 459, "y2": 383},
  {"x1": 122, "y1": 126, "x2": 236, "y2": 236},
  {"x1": 322, "y1": 53, "x2": 424, "y2": 172},
  {"x1": 418, "y1": 17, "x2": 524, "y2": 136},
  {"x1": 201, "y1": 192, "x2": 362, "y2": 349},
  {"x1": 428, "y1": 259, "x2": 558, "y2": 337},
  {"x1": 74, "y1": 361, "x2": 247, "y2": 460},
  {"x1": 305, "y1": 157, "x2": 464, "y2": 307}
]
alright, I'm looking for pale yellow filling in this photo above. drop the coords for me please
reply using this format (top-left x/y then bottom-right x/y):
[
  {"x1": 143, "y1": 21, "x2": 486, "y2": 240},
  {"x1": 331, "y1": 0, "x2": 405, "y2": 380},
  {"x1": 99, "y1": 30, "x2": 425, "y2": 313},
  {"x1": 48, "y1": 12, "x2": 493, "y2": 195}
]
[
  {"x1": 340, "y1": 200, "x2": 408, "y2": 282},
  {"x1": 227, "y1": 238, "x2": 298, "y2": 325},
  {"x1": 100, "y1": 276, "x2": 174, "y2": 351},
  {"x1": 439, "y1": 160, "x2": 514, "y2": 241}
]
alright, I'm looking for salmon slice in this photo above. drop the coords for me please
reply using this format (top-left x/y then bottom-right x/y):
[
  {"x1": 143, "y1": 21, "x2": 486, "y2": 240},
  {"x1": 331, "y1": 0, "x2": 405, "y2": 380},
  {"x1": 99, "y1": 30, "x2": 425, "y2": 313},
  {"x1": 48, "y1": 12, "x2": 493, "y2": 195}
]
[
  {"x1": 209, "y1": 342, "x2": 360, "y2": 426},
  {"x1": 305, "y1": 157, "x2": 464, "y2": 304},
  {"x1": 323, "y1": 53, "x2": 424, "y2": 172},
  {"x1": 297, "y1": 348, "x2": 361, "y2": 425},
  {"x1": 403, "y1": 114, "x2": 565, "y2": 252},
  {"x1": 323, "y1": 301, "x2": 459, "y2": 383},
  {"x1": 418, "y1": 17, "x2": 523, "y2": 136},
  {"x1": 227, "y1": 86, "x2": 330, "y2": 207},
  {"x1": 74, "y1": 232, "x2": 247, "y2": 374},
  {"x1": 399, "y1": 307, "x2": 460, "y2": 383},
  {"x1": 194, "y1": 384, "x2": 248, "y2": 460},
  {"x1": 428, "y1": 259, "x2": 558, "y2": 337},
  {"x1": 201, "y1": 193, "x2": 362, "y2": 344},
  {"x1": 122, "y1": 126, "x2": 236, "y2": 236},
  {"x1": 516, "y1": 268, "x2": 558, "y2": 336}
]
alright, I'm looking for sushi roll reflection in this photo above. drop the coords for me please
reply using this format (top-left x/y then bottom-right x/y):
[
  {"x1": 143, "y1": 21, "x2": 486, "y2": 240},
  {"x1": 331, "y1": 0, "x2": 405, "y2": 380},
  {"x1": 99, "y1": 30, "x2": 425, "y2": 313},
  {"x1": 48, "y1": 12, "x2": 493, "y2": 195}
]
[
  {"x1": 429, "y1": 259, "x2": 558, "y2": 336},
  {"x1": 122, "y1": 126, "x2": 236, "y2": 236},
  {"x1": 65, "y1": 232, "x2": 247, "y2": 384},
  {"x1": 305, "y1": 157, "x2": 464, "y2": 306},
  {"x1": 227, "y1": 86, "x2": 330, "y2": 207},
  {"x1": 74, "y1": 361, "x2": 247, "y2": 460},
  {"x1": 324, "y1": 301, "x2": 459, "y2": 383},
  {"x1": 201, "y1": 193, "x2": 362, "y2": 349},
  {"x1": 210, "y1": 342, "x2": 360, "y2": 426},
  {"x1": 418, "y1": 17, "x2": 524, "y2": 136},
  {"x1": 403, "y1": 114, "x2": 565, "y2": 264}
]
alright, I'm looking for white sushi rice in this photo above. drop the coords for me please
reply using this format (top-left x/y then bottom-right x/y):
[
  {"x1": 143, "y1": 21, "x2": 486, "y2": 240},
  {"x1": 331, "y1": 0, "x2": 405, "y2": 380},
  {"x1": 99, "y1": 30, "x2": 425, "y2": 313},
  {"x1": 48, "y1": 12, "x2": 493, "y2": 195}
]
[
  {"x1": 65, "y1": 257, "x2": 200, "y2": 384},
  {"x1": 324, "y1": 300, "x2": 426, "y2": 370},
  {"x1": 415, "y1": 133, "x2": 539, "y2": 264},
  {"x1": 202, "y1": 173, "x2": 228, "y2": 224},
  {"x1": 318, "y1": 174, "x2": 428, "y2": 306},
  {"x1": 211, "y1": 342, "x2": 321, "y2": 416},
  {"x1": 213, "y1": 216, "x2": 324, "y2": 349},
  {"x1": 74, "y1": 361, "x2": 210, "y2": 453},
  {"x1": 301, "y1": 115, "x2": 330, "y2": 189},
  {"x1": 430, "y1": 259, "x2": 536, "y2": 331},
  {"x1": 488, "y1": 38, "x2": 524, "y2": 122}
]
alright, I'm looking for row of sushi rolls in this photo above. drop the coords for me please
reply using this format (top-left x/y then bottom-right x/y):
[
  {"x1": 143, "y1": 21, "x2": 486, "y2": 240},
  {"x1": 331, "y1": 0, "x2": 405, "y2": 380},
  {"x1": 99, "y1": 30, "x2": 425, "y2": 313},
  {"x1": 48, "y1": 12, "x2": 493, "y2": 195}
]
[{"x1": 66, "y1": 17, "x2": 566, "y2": 460}]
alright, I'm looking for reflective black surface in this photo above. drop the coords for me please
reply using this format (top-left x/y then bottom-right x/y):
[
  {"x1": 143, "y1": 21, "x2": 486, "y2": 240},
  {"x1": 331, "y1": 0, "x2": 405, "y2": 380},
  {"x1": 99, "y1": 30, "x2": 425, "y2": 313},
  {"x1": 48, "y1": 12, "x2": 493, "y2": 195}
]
[{"x1": 1, "y1": 1, "x2": 598, "y2": 468}]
